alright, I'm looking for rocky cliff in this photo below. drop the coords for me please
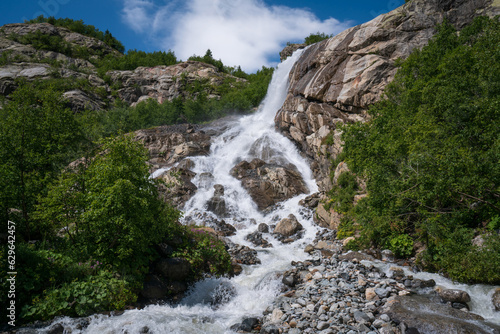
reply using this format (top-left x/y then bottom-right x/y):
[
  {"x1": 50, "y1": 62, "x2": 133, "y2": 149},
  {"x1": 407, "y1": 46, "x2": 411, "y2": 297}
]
[
  {"x1": 276, "y1": 0, "x2": 500, "y2": 192},
  {"x1": 0, "y1": 23, "x2": 247, "y2": 111}
]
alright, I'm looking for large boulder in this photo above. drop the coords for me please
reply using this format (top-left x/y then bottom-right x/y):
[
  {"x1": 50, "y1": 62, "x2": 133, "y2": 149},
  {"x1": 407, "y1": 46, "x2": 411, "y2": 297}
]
[
  {"x1": 382, "y1": 295, "x2": 500, "y2": 334},
  {"x1": 274, "y1": 214, "x2": 303, "y2": 237},
  {"x1": 230, "y1": 158, "x2": 308, "y2": 211},
  {"x1": 155, "y1": 257, "x2": 191, "y2": 281},
  {"x1": 493, "y1": 288, "x2": 500, "y2": 311},
  {"x1": 275, "y1": 0, "x2": 500, "y2": 191}
]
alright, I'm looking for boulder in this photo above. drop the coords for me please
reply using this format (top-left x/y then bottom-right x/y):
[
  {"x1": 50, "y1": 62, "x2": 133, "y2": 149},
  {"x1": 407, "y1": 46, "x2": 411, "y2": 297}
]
[
  {"x1": 227, "y1": 243, "x2": 261, "y2": 265},
  {"x1": 274, "y1": 214, "x2": 303, "y2": 237},
  {"x1": 230, "y1": 158, "x2": 308, "y2": 211},
  {"x1": 206, "y1": 184, "x2": 228, "y2": 217},
  {"x1": 245, "y1": 231, "x2": 273, "y2": 248},
  {"x1": 437, "y1": 288, "x2": 471, "y2": 304},
  {"x1": 155, "y1": 257, "x2": 191, "y2": 281},
  {"x1": 382, "y1": 295, "x2": 499, "y2": 334},
  {"x1": 493, "y1": 288, "x2": 500, "y2": 311}
]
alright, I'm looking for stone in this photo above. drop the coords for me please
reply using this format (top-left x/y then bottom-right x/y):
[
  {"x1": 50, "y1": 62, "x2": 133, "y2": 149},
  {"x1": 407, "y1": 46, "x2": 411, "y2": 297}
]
[
  {"x1": 260, "y1": 324, "x2": 280, "y2": 334},
  {"x1": 493, "y1": 288, "x2": 500, "y2": 311},
  {"x1": 206, "y1": 184, "x2": 228, "y2": 217},
  {"x1": 274, "y1": 214, "x2": 303, "y2": 237},
  {"x1": 353, "y1": 310, "x2": 371, "y2": 324},
  {"x1": 382, "y1": 295, "x2": 499, "y2": 334},
  {"x1": 437, "y1": 288, "x2": 471, "y2": 304},
  {"x1": 240, "y1": 317, "x2": 259, "y2": 332},
  {"x1": 230, "y1": 159, "x2": 308, "y2": 211},
  {"x1": 46, "y1": 323, "x2": 64, "y2": 334},
  {"x1": 258, "y1": 223, "x2": 270, "y2": 233},
  {"x1": 245, "y1": 231, "x2": 273, "y2": 248},
  {"x1": 304, "y1": 244, "x2": 315, "y2": 253},
  {"x1": 271, "y1": 308, "x2": 284, "y2": 323},
  {"x1": 155, "y1": 257, "x2": 191, "y2": 281}
]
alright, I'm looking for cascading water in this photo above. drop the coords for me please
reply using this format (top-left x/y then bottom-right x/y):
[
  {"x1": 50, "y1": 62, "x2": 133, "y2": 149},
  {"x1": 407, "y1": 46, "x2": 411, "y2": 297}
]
[{"x1": 46, "y1": 49, "x2": 319, "y2": 334}]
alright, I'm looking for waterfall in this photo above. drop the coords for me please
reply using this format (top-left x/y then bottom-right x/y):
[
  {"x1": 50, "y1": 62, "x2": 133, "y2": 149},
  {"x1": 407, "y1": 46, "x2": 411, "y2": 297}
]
[{"x1": 46, "y1": 49, "x2": 319, "y2": 334}]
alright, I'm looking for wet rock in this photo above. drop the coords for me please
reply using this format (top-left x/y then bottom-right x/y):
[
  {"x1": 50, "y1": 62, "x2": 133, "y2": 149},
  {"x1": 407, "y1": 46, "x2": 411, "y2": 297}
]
[
  {"x1": 260, "y1": 324, "x2": 279, "y2": 334},
  {"x1": 155, "y1": 257, "x2": 191, "y2": 281},
  {"x1": 258, "y1": 223, "x2": 270, "y2": 233},
  {"x1": 383, "y1": 295, "x2": 497, "y2": 334},
  {"x1": 230, "y1": 158, "x2": 308, "y2": 211},
  {"x1": 437, "y1": 288, "x2": 471, "y2": 304},
  {"x1": 46, "y1": 323, "x2": 64, "y2": 334},
  {"x1": 299, "y1": 192, "x2": 320, "y2": 208},
  {"x1": 206, "y1": 184, "x2": 228, "y2": 217},
  {"x1": 493, "y1": 288, "x2": 500, "y2": 311},
  {"x1": 245, "y1": 231, "x2": 273, "y2": 248},
  {"x1": 381, "y1": 249, "x2": 395, "y2": 262},
  {"x1": 227, "y1": 244, "x2": 261, "y2": 265},
  {"x1": 274, "y1": 214, "x2": 303, "y2": 237},
  {"x1": 240, "y1": 317, "x2": 260, "y2": 332},
  {"x1": 140, "y1": 275, "x2": 170, "y2": 299}
]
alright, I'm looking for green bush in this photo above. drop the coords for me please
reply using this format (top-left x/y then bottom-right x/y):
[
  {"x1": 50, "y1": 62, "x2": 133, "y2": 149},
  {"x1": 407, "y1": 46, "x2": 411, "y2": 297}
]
[
  {"x1": 304, "y1": 32, "x2": 333, "y2": 45},
  {"x1": 21, "y1": 270, "x2": 136, "y2": 321},
  {"x1": 173, "y1": 228, "x2": 232, "y2": 278}
]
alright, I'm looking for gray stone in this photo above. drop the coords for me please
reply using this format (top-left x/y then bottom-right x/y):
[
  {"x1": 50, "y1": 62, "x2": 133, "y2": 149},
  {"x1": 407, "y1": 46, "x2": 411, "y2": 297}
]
[{"x1": 438, "y1": 288, "x2": 471, "y2": 304}]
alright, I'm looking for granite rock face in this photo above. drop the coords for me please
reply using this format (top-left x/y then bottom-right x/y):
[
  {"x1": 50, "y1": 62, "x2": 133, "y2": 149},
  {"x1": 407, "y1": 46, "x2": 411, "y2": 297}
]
[{"x1": 276, "y1": 0, "x2": 500, "y2": 191}]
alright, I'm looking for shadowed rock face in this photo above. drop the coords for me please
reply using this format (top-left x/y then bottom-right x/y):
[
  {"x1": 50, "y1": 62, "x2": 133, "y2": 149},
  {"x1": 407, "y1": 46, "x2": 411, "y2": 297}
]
[{"x1": 275, "y1": 0, "x2": 500, "y2": 191}]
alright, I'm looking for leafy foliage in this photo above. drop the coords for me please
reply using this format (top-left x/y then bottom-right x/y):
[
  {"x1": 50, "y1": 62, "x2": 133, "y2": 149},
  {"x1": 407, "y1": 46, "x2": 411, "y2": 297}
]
[
  {"x1": 339, "y1": 17, "x2": 500, "y2": 283},
  {"x1": 0, "y1": 81, "x2": 83, "y2": 238},
  {"x1": 304, "y1": 32, "x2": 333, "y2": 45}
]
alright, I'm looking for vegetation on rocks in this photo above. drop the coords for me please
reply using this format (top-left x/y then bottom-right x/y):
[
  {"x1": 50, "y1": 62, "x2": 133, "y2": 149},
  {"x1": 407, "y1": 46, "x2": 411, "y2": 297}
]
[
  {"x1": 335, "y1": 17, "x2": 500, "y2": 284},
  {"x1": 26, "y1": 15, "x2": 125, "y2": 53}
]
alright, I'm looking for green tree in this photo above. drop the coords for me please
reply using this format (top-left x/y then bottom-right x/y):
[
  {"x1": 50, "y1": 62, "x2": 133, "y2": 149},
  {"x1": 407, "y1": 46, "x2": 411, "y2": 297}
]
[
  {"x1": 36, "y1": 135, "x2": 180, "y2": 273},
  {"x1": 0, "y1": 81, "x2": 82, "y2": 238}
]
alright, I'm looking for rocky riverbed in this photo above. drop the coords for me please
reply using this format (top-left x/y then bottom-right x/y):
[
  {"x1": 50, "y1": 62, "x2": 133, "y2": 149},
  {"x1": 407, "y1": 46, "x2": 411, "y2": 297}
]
[{"x1": 229, "y1": 229, "x2": 500, "y2": 334}]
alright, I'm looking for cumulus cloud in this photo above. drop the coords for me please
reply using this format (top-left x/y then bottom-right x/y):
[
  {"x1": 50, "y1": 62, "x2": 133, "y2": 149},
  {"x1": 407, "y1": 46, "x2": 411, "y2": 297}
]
[{"x1": 121, "y1": 0, "x2": 351, "y2": 72}]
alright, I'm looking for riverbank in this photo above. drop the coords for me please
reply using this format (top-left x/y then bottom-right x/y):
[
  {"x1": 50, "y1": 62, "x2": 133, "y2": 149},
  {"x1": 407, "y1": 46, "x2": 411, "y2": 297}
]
[{"x1": 230, "y1": 229, "x2": 500, "y2": 334}]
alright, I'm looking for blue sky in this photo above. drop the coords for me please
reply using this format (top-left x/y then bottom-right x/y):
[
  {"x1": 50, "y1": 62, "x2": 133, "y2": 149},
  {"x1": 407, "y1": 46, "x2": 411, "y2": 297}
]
[{"x1": 0, "y1": 1, "x2": 403, "y2": 71}]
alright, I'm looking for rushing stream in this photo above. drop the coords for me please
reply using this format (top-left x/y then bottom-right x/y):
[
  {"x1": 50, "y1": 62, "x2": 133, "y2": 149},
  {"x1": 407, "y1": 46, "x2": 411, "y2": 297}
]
[{"x1": 40, "y1": 49, "x2": 499, "y2": 333}]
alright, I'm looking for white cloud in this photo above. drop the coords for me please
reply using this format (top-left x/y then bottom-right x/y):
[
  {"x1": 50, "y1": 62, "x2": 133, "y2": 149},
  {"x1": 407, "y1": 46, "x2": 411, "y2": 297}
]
[{"x1": 121, "y1": 0, "x2": 351, "y2": 72}]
